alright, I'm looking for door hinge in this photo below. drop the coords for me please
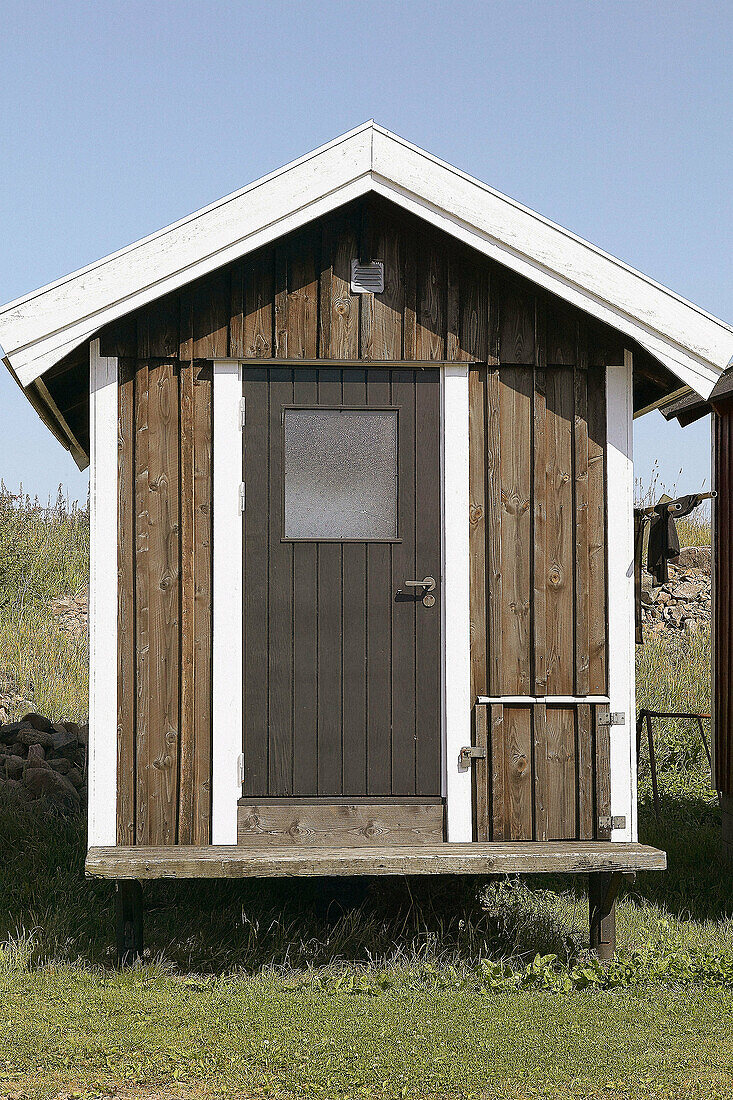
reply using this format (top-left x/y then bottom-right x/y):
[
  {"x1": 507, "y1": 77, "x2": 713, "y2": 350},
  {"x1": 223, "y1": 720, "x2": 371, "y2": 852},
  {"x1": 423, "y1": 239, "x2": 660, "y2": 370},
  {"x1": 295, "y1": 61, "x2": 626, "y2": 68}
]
[
  {"x1": 598, "y1": 711, "x2": 625, "y2": 727},
  {"x1": 237, "y1": 753, "x2": 245, "y2": 786},
  {"x1": 459, "y1": 745, "x2": 487, "y2": 770},
  {"x1": 239, "y1": 396, "x2": 246, "y2": 430},
  {"x1": 238, "y1": 483, "x2": 245, "y2": 514},
  {"x1": 598, "y1": 815, "x2": 627, "y2": 831}
]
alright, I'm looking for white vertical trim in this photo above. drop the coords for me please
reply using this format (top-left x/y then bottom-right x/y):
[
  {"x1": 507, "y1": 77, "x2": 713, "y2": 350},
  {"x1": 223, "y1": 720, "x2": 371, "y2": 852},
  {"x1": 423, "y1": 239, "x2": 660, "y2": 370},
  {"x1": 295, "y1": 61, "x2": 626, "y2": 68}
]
[
  {"x1": 606, "y1": 351, "x2": 636, "y2": 841},
  {"x1": 212, "y1": 360, "x2": 244, "y2": 843},
  {"x1": 442, "y1": 364, "x2": 472, "y2": 841},
  {"x1": 88, "y1": 338, "x2": 118, "y2": 847}
]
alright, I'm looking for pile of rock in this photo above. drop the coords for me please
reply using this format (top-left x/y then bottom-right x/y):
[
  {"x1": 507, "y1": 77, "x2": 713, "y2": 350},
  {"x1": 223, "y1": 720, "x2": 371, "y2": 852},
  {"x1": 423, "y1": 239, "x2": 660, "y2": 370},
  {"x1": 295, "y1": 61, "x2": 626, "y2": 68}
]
[
  {"x1": 641, "y1": 545, "x2": 712, "y2": 637},
  {"x1": 0, "y1": 712, "x2": 87, "y2": 814},
  {"x1": 49, "y1": 586, "x2": 88, "y2": 638}
]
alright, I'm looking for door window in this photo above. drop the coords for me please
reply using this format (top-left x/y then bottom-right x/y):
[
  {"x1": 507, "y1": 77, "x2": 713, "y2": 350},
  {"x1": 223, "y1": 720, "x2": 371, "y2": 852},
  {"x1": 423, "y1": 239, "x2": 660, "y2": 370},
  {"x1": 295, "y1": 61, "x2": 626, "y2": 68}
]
[{"x1": 282, "y1": 406, "x2": 398, "y2": 541}]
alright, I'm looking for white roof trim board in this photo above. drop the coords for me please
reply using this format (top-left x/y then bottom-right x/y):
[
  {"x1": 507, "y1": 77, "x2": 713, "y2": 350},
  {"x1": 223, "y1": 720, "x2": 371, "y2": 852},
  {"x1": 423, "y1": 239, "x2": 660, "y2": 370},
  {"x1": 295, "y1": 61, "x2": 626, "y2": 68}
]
[{"x1": 1, "y1": 121, "x2": 731, "y2": 397}]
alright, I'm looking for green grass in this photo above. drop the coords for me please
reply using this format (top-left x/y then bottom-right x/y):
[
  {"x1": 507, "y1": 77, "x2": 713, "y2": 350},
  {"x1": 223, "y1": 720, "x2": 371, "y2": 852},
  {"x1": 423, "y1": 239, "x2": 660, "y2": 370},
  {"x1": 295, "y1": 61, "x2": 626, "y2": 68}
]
[
  {"x1": 0, "y1": 487, "x2": 88, "y2": 722},
  {"x1": 0, "y1": 490, "x2": 731, "y2": 1098}
]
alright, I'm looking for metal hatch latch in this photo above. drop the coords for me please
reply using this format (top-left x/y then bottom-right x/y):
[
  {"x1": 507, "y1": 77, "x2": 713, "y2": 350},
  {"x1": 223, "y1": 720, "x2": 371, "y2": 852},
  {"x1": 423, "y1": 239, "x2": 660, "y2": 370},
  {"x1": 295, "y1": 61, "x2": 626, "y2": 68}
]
[{"x1": 459, "y1": 745, "x2": 487, "y2": 770}]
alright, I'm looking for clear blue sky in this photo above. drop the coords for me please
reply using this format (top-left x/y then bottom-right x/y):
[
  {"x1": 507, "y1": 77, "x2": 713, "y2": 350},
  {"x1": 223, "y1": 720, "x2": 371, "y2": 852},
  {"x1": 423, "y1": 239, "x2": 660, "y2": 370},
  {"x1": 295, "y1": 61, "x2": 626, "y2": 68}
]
[{"x1": 0, "y1": 0, "x2": 730, "y2": 505}]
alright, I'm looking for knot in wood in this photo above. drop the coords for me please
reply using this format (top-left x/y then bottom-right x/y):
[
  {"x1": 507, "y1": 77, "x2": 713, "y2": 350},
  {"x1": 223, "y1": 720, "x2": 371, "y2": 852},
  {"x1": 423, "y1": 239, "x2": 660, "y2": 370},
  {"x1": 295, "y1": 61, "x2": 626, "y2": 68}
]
[
  {"x1": 470, "y1": 505, "x2": 484, "y2": 525},
  {"x1": 516, "y1": 755, "x2": 528, "y2": 774},
  {"x1": 549, "y1": 566, "x2": 562, "y2": 587},
  {"x1": 334, "y1": 297, "x2": 351, "y2": 318}
]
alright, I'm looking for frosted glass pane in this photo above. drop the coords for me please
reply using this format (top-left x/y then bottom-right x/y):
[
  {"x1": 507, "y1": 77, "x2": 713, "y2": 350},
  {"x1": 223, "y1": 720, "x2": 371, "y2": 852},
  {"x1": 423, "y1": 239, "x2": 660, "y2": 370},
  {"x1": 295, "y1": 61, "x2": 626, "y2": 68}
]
[{"x1": 283, "y1": 408, "x2": 398, "y2": 539}]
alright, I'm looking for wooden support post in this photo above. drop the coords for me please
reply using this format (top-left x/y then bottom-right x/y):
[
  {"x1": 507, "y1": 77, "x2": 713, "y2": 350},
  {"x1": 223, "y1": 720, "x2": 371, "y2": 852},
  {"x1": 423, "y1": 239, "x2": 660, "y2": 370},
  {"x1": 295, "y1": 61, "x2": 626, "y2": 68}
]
[
  {"x1": 115, "y1": 880, "x2": 143, "y2": 966},
  {"x1": 588, "y1": 871, "x2": 625, "y2": 961}
]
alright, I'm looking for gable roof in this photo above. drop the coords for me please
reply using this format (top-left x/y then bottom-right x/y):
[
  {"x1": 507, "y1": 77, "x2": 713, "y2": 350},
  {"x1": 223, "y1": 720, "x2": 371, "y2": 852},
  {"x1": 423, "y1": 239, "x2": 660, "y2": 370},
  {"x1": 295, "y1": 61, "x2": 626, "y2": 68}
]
[{"x1": 0, "y1": 121, "x2": 731, "y2": 398}]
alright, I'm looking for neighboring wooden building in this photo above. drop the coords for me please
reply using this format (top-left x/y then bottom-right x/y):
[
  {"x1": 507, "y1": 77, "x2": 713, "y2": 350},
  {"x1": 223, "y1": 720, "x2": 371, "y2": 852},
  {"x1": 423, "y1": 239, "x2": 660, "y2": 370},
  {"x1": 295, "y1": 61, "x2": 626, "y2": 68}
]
[
  {"x1": 661, "y1": 376, "x2": 733, "y2": 863},
  {"x1": 2, "y1": 124, "x2": 731, "y2": 959}
]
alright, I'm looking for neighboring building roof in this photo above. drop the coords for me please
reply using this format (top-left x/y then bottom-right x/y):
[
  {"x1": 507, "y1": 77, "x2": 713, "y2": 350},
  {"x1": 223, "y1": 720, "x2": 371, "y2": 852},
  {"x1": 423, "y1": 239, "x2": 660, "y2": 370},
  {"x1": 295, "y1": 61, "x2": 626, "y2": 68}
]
[
  {"x1": 1, "y1": 122, "x2": 731, "y2": 399},
  {"x1": 660, "y1": 369, "x2": 733, "y2": 426}
]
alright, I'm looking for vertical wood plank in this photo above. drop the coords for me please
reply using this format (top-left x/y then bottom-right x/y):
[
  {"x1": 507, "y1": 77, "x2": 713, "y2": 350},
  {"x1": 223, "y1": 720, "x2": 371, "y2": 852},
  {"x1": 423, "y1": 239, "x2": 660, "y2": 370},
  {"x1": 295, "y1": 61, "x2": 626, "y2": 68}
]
[
  {"x1": 242, "y1": 369, "x2": 269, "y2": 795},
  {"x1": 587, "y1": 364, "x2": 608, "y2": 694},
  {"x1": 500, "y1": 368, "x2": 532, "y2": 694},
  {"x1": 324, "y1": 212, "x2": 359, "y2": 359},
  {"x1": 416, "y1": 236, "x2": 445, "y2": 360},
  {"x1": 292, "y1": 368, "x2": 319, "y2": 795},
  {"x1": 595, "y1": 703, "x2": 612, "y2": 839},
  {"x1": 268, "y1": 369, "x2": 294, "y2": 795},
  {"x1": 341, "y1": 368, "x2": 368, "y2": 795},
  {"x1": 317, "y1": 369, "x2": 344, "y2": 794},
  {"x1": 490, "y1": 703, "x2": 505, "y2": 840},
  {"x1": 366, "y1": 368, "x2": 393, "y2": 793},
  {"x1": 391, "y1": 369, "x2": 417, "y2": 794},
  {"x1": 415, "y1": 369, "x2": 442, "y2": 795},
  {"x1": 545, "y1": 367, "x2": 574, "y2": 695},
  {"x1": 469, "y1": 366, "x2": 487, "y2": 702},
  {"x1": 533, "y1": 302, "x2": 548, "y2": 696},
  {"x1": 134, "y1": 361, "x2": 150, "y2": 844},
  {"x1": 533, "y1": 701, "x2": 548, "y2": 841},
  {"x1": 574, "y1": 327, "x2": 591, "y2": 696},
  {"x1": 229, "y1": 260, "x2": 245, "y2": 358},
  {"x1": 362, "y1": 205, "x2": 403, "y2": 360},
  {"x1": 138, "y1": 297, "x2": 180, "y2": 359},
  {"x1": 498, "y1": 279, "x2": 535, "y2": 364},
  {"x1": 402, "y1": 235, "x2": 417, "y2": 360},
  {"x1": 178, "y1": 357, "x2": 196, "y2": 844},
  {"x1": 544, "y1": 706, "x2": 576, "y2": 839},
  {"x1": 192, "y1": 271, "x2": 230, "y2": 359},
  {"x1": 243, "y1": 250, "x2": 274, "y2": 358},
  {"x1": 286, "y1": 229, "x2": 319, "y2": 359},
  {"x1": 577, "y1": 702, "x2": 594, "y2": 838},
  {"x1": 506, "y1": 706, "x2": 533, "y2": 840},
  {"x1": 146, "y1": 358, "x2": 180, "y2": 844},
  {"x1": 192, "y1": 364, "x2": 213, "y2": 843},
  {"x1": 486, "y1": 367, "x2": 503, "y2": 695},
  {"x1": 117, "y1": 358, "x2": 135, "y2": 845},
  {"x1": 474, "y1": 703, "x2": 489, "y2": 841}
]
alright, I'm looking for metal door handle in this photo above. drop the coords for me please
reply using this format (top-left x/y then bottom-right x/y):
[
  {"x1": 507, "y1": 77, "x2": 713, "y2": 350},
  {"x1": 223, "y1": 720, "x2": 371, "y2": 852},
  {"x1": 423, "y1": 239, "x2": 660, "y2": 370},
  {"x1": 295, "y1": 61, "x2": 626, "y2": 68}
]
[{"x1": 404, "y1": 577, "x2": 436, "y2": 592}]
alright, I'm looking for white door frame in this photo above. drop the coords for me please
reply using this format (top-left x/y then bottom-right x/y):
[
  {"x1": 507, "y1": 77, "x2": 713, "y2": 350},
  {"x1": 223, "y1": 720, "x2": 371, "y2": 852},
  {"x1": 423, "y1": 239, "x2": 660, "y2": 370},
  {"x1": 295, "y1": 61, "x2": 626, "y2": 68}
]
[
  {"x1": 210, "y1": 360, "x2": 473, "y2": 843},
  {"x1": 605, "y1": 351, "x2": 637, "y2": 842}
]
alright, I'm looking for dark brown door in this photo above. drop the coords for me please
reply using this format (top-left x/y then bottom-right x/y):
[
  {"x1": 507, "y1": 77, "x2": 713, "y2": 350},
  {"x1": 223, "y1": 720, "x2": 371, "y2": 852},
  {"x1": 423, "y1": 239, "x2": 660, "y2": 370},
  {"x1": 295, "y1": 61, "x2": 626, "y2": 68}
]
[{"x1": 242, "y1": 366, "x2": 442, "y2": 799}]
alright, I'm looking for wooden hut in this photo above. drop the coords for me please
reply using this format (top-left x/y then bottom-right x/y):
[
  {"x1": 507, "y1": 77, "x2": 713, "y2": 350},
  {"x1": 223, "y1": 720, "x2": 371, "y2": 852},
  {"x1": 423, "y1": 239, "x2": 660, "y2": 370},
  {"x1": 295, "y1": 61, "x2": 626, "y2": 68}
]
[{"x1": 2, "y1": 123, "x2": 731, "y2": 960}]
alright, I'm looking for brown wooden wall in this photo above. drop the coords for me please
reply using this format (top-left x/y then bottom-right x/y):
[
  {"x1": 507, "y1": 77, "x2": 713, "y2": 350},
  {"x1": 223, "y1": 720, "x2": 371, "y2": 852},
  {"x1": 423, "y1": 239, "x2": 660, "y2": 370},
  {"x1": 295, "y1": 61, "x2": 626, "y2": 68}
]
[
  {"x1": 714, "y1": 406, "x2": 733, "y2": 798},
  {"x1": 104, "y1": 194, "x2": 618, "y2": 845}
]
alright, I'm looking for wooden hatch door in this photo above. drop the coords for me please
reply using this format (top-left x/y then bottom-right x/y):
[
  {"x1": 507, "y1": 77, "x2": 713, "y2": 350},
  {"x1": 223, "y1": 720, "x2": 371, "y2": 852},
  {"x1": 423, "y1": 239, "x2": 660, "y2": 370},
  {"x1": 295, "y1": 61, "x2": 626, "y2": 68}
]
[
  {"x1": 473, "y1": 700, "x2": 612, "y2": 841},
  {"x1": 241, "y1": 365, "x2": 442, "y2": 802}
]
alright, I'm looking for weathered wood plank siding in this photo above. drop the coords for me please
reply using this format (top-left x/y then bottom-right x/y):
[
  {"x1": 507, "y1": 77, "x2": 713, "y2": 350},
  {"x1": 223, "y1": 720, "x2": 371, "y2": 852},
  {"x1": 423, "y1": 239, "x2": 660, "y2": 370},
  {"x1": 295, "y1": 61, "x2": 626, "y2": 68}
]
[
  {"x1": 714, "y1": 406, "x2": 733, "y2": 799},
  {"x1": 469, "y1": 297, "x2": 609, "y2": 840},
  {"x1": 105, "y1": 195, "x2": 615, "y2": 845}
]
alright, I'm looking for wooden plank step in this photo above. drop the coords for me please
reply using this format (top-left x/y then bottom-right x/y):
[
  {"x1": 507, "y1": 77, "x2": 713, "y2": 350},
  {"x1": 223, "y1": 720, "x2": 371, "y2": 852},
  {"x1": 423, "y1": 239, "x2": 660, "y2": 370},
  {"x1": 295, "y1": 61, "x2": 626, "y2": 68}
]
[{"x1": 86, "y1": 841, "x2": 666, "y2": 880}]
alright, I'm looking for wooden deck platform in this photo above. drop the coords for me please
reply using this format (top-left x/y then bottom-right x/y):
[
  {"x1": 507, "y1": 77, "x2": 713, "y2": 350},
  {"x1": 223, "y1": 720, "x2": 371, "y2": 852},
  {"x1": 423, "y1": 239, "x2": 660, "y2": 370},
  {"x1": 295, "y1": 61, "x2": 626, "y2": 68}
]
[{"x1": 86, "y1": 841, "x2": 666, "y2": 880}]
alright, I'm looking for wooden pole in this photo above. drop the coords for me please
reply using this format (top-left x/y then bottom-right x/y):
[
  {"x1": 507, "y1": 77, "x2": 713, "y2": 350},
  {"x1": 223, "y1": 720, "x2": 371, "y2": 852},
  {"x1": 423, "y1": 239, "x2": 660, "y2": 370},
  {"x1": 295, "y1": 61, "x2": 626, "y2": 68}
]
[{"x1": 115, "y1": 880, "x2": 144, "y2": 966}]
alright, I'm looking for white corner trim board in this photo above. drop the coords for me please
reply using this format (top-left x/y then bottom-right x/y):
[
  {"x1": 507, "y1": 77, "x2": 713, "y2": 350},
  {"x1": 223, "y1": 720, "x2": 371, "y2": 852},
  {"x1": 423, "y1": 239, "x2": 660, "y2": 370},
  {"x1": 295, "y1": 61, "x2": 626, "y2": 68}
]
[
  {"x1": 442, "y1": 364, "x2": 472, "y2": 842},
  {"x1": 88, "y1": 339, "x2": 118, "y2": 847},
  {"x1": 211, "y1": 360, "x2": 244, "y2": 844},
  {"x1": 0, "y1": 123, "x2": 730, "y2": 397},
  {"x1": 606, "y1": 352, "x2": 636, "y2": 842}
]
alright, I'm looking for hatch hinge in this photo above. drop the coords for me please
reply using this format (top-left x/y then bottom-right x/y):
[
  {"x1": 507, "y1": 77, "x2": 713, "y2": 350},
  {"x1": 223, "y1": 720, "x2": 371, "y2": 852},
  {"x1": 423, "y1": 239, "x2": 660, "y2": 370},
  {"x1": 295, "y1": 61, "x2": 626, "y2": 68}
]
[
  {"x1": 239, "y1": 396, "x2": 246, "y2": 430},
  {"x1": 458, "y1": 745, "x2": 487, "y2": 770},
  {"x1": 237, "y1": 753, "x2": 245, "y2": 786},
  {"x1": 598, "y1": 815, "x2": 627, "y2": 831},
  {"x1": 238, "y1": 483, "x2": 245, "y2": 514},
  {"x1": 597, "y1": 711, "x2": 625, "y2": 727}
]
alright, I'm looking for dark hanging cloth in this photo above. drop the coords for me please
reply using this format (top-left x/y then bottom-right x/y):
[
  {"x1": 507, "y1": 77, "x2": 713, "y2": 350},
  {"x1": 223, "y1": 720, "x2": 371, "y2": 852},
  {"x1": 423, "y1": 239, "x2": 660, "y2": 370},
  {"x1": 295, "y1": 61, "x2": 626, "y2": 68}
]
[
  {"x1": 633, "y1": 509, "x2": 646, "y2": 644},
  {"x1": 647, "y1": 493, "x2": 705, "y2": 585}
]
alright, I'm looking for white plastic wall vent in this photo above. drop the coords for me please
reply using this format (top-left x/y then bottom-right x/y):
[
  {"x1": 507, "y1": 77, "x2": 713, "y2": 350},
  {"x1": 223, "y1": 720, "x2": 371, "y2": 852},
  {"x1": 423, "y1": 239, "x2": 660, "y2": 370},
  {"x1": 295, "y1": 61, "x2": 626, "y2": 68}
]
[{"x1": 350, "y1": 259, "x2": 384, "y2": 294}]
